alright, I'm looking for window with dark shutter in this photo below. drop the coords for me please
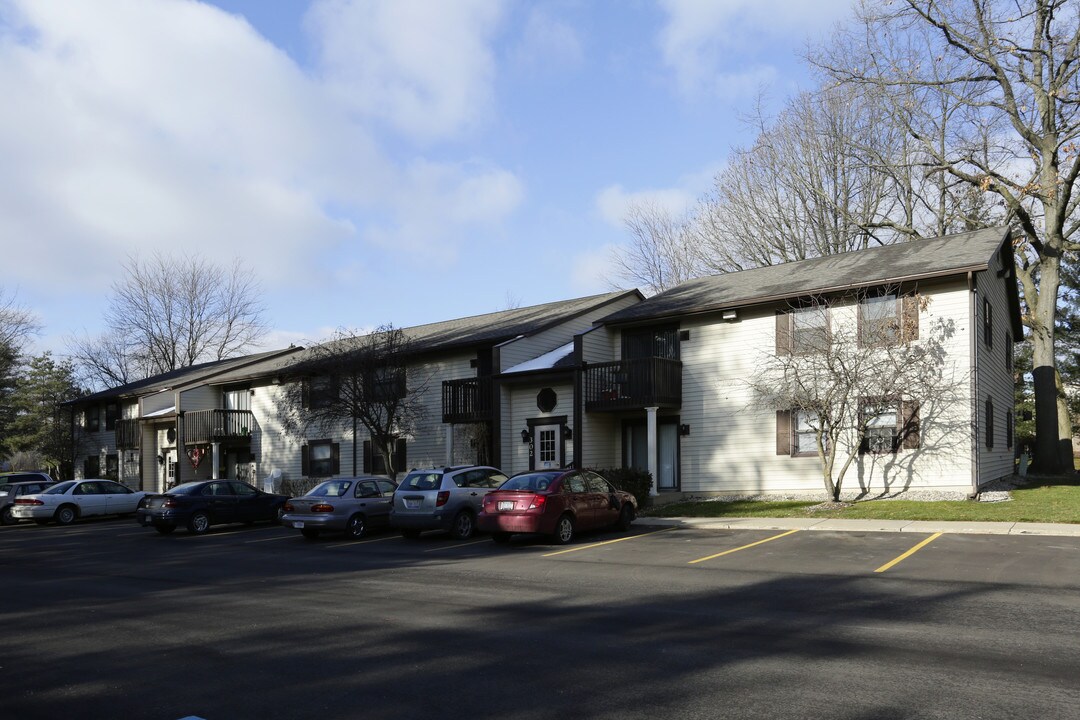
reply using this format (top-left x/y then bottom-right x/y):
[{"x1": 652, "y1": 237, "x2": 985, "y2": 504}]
[
  {"x1": 983, "y1": 299, "x2": 993, "y2": 348},
  {"x1": 985, "y1": 398, "x2": 994, "y2": 448},
  {"x1": 105, "y1": 403, "x2": 118, "y2": 432},
  {"x1": 1005, "y1": 332, "x2": 1012, "y2": 371},
  {"x1": 775, "y1": 311, "x2": 792, "y2": 356},
  {"x1": 306, "y1": 439, "x2": 337, "y2": 477},
  {"x1": 1006, "y1": 410, "x2": 1014, "y2": 449}
]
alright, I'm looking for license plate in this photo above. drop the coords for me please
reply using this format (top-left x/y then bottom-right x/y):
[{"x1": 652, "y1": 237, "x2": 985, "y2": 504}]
[
  {"x1": 498, "y1": 501, "x2": 514, "y2": 511},
  {"x1": 405, "y1": 499, "x2": 420, "y2": 509},
  {"x1": 292, "y1": 521, "x2": 305, "y2": 529}
]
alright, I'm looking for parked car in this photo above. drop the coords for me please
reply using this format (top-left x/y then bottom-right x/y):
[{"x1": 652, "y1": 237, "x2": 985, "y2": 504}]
[
  {"x1": 137, "y1": 480, "x2": 288, "y2": 535},
  {"x1": 477, "y1": 469, "x2": 637, "y2": 545},
  {"x1": 391, "y1": 466, "x2": 508, "y2": 540},
  {"x1": 0, "y1": 477, "x2": 57, "y2": 525},
  {"x1": 11, "y1": 479, "x2": 148, "y2": 525},
  {"x1": 282, "y1": 476, "x2": 397, "y2": 540}
]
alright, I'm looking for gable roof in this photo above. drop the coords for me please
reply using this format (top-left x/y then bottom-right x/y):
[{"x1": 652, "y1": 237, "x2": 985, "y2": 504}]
[
  {"x1": 600, "y1": 227, "x2": 1014, "y2": 326},
  {"x1": 70, "y1": 348, "x2": 302, "y2": 404},
  {"x1": 202, "y1": 290, "x2": 643, "y2": 386}
]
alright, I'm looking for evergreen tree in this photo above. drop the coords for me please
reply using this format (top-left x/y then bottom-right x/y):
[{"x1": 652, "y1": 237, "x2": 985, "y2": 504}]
[{"x1": 6, "y1": 353, "x2": 84, "y2": 477}]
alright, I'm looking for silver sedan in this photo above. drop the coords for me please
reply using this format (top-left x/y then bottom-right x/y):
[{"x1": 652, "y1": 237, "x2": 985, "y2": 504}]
[{"x1": 281, "y1": 476, "x2": 397, "y2": 540}]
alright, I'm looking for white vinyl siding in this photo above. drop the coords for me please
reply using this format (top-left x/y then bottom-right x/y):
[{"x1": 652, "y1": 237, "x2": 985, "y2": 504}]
[
  {"x1": 505, "y1": 383, "x2": 573, "y2": 474},
  {"x1": 672, "y1": 277, "x2": 976, "y2": 496}
]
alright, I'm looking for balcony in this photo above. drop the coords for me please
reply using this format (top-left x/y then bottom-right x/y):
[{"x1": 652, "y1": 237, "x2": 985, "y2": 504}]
[
  {"x1": 183, "y1": 409, "x2": 255, "y2": 446},
  {"x1": 116, "y1": 419, "x2": 141, "y2": 450},
  {"x1": 583, "y1": 357, "x2": 682, "y2": 412},
  {"x1": 442, "y1": 377, "x2": 492, "y2": 423}
]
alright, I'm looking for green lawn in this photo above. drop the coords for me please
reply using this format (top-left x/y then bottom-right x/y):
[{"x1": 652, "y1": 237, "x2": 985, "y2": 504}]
[{"x1": 645, "y1": 475, "x2": 1080, "y2": 524}]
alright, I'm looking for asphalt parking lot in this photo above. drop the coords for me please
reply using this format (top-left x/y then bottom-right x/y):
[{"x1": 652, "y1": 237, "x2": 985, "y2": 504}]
[{"x1": 4, "y1": 517, "x2": 1080, "y2": 719}]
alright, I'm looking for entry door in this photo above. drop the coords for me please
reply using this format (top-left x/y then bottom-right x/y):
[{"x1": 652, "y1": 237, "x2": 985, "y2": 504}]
[{"x1": 533, "y1": 424, "x2": 562, "y2": 470}]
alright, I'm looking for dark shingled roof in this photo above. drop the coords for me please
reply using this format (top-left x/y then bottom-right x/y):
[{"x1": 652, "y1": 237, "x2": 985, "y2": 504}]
[
  {"x1": 601, "y1": 227, "x2": 1012, "y2": 325},
  {"x1": 202, "y1": 290, "x2": 642, "y2": 385},
  {"x1": 71, "y1": 348, "x2": 301, "y2": 404}
]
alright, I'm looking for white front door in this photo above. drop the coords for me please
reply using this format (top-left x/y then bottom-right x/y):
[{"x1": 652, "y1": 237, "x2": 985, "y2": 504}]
[{"x1": 533, "y1": 424, "x2": 562, "y2": 469}]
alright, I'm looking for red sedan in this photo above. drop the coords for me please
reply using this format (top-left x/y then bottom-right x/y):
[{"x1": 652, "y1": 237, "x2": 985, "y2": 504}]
[{"x1": 478, "y1": 469, "x2": 637, "y2": 545}]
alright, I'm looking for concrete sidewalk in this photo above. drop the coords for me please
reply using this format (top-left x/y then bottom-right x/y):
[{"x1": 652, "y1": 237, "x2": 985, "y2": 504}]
[{"x1": 639, "y1": 515, "x2": 1080, "y2": 537}]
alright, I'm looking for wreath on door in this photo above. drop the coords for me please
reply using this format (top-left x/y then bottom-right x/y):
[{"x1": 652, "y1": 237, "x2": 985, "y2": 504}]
[{"x1": 187, "y1": 446, "x2": 207, "y2": 469}]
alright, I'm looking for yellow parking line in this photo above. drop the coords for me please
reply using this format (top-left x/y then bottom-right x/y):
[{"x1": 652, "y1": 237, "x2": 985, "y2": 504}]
[
  {"x1": 423, "y1": 539, "x2": 490, "y2": 553},
  {"x1": 245, "y1": 534, "x2": 295, "y2": 543},
  {"x1": 687, "y1": 529, "x2": 801, "y2": 565},
  {"x1": 874, "y1": 532, "x2": 943, "y2": 573},
  {"x1": 325, "y1": 534, "x2": 400, "y2": 549},
  {"x1": 542, "y1": 527, "x2": 677, "y2": 557}
]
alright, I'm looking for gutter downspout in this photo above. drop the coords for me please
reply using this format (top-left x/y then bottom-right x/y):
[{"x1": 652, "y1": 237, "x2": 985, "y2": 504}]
[{"x1": 968, "y1": 271, "x2": 980, "y2": 497}]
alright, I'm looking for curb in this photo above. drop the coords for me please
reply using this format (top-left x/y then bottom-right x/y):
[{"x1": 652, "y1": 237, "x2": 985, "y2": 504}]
[{"x1": 637, "y1": 516, "x2": 1080, "y2": 537}]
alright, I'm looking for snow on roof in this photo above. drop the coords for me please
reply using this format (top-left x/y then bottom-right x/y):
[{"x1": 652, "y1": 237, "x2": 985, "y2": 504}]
[
  {"x1": 143, "y1": 405, "x2": 176, "y2": 418},
  {"x1": 502, "y1": 342, "x2": 575, "y2": 375}
]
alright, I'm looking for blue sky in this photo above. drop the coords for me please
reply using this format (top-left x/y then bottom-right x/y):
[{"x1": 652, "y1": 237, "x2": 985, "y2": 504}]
[{"x1": 1, "y1": 0, "x2": 855, "y2": 356}]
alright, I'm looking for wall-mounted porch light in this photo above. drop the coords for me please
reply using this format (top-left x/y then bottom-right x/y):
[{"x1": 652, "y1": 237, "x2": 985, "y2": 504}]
[{"x1": 521, "y1": 428, "x2": 532, "y2": 443}]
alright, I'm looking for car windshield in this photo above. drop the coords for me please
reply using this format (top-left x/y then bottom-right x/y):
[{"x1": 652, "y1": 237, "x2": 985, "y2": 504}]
[
  {"x1": 44, "y1": 481, "x2": 76, "y2": 494},
  {"x1": 167, "y1": 483, "x2": 205, "y2": 495},
  {"x1": 397, "y1": 472, "x2": 443, "y2": 491},
  {"x1": 500, "y1": 473, "x2": 561, "y2": 492},
  {"x1": 308, "y1": 480, "x2": 353, "y2": 497}
]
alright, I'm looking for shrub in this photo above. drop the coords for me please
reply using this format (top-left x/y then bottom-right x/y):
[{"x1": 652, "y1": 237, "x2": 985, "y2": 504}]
[
  {"x1": 593, "y1": 467, "x2": 653, "y2": 509},
  {"x1": 280, "y1": 477, "x2": 323, "y2": 497}
]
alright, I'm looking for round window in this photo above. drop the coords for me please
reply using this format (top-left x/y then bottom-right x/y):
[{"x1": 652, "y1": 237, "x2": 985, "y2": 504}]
[
  {"x1": 166, "y1": 428, "x2": 176, "y2": 443},
  {"x1": 536, "y1": 388, "x2": 557, "y2": 413}
]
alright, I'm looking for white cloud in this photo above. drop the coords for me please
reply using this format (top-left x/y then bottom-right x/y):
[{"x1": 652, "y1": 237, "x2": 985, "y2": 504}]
[
  {"x1": 305, "y1": 0, "x2": 504, "y2": 143},
  {"x1": 0, "y1": 0, "x2": 522, "y2": 306},
  {"x1": 657, "y1": 0, "x2": 853, "y2": 98}
]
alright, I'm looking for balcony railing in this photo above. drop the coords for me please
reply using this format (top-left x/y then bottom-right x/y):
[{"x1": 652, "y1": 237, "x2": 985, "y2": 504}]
[
  {"x1": 442, "y1": 377, "x2": 493, "y2": 423},
  {"x1": 583, "y1": 357, "x2": 682, "y2": 412},
  {"x1": 183, "y1": 409, "x2": 255, "y2": 446},
  {"x1": 116, "y1": 419, "x2": 141, "y2": 450}
]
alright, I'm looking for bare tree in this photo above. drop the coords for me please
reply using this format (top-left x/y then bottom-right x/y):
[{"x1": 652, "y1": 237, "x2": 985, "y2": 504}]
[
  {"x1": 68, "y1": 254, "x2": 267, "y2": 389},
  {"x1": 0, "y1": 288, "x2": 40, "y2": 352},
  {"x1": 277, "y1": 325, "x2": 429, "y2": 480},
  {"x1": 749, "y1": 291, "x2": 967, "y2": 501},
  {"x1": 814, "y1": 0, "x2": 1080, "y2": 471},
  {"x1": 609, "y1": 201, "x2": 707, "y2": 294}
]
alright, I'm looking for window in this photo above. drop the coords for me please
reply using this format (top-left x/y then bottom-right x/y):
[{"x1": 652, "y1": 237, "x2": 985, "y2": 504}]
[
  {"x1": 303, "y1": 440, "x2": 339, "y2": 477},
  {"x1": 368, "y1": 367, "x2": 406, "y2": 402},
  {"x1": 863, "y1": 402, "x2": 899, "y2": 455},
  {"x1": 983, "y1": 299, "x2": 993, "y2": 348},
  {"x1": 859, "y1": 398, "x2": 921, "y2": 455},
  {"x1": 230, "y1": 482, "x2": 256, "y2": 496},
  {"x1": 860, "y1": 294, "x2": 899, "y2": 346},
  {"x1": 793, "y1": 411, "x2": 821, "y2": 456},
  {"x1": 105, "y1": 403, "x2": 118, "y2": 431},
  {"x1": 105, "y1": 454, "x2": 118, "y2": 481},
  {"x1": 84, "y1": 456, "x2": 100, "y2": 478},
  {"x1": 356, "y1": 480, "x2": 380, "y2": 498},
  {"x1": 791, "y1": 305, "x2": 829, "y2": 354},
  {"x1": 538, "y1": 428, "x2": 557, "y2": 464},
  {"x1": 622, "y1": 326, "x2": 680, "y2": 360},
  {"x1": 85, "y1": 406, "x2": 100, "y2": 433},
  {"x1": 306, "y1": 376, "x2": 338, "y2": 410},
  {"x1": 985, "y1": 398, "x2": 994, "y2": 449},
  {"x1": 363, "y1": 439, "x2": 406, "y2": 475}
]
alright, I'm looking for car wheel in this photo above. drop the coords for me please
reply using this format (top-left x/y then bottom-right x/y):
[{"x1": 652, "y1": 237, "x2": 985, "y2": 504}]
[
  {"x1": 552, "y1": 514, "x2": 574, "y2": 545},
  {"x1": 1, "y1": 505, "x2": 17, "y2": 526},
  {"x1": 301, "y1": 528, "x2": 321, "y2": 540},
  {"x1": 400, "y1": 529, "x2": 422, "y2": 539},
  {"x1": 155, "y1": 524, "x2": 176, "y2": 535},
  {"x1": 187, "y1": 511, "x2": 211, "y2": 535},
  {"x1": 345, "y1": 514, "x2": 366, "y2": 540},
  {"x1": 450, "y1": 511, "x2": 475, "y2": 540},
  {"x1": 492, "y1": 532, "x2": 511, "y2": 544},
  {"x1": 274, "y1": 505, "x2": 285, "y2": 524},
  {"x1": 55, "y1": 505, "x2": 77, "y2": 526},
  {"x1": 617, "y1": 503, "x2": 634, "y2": 531}
]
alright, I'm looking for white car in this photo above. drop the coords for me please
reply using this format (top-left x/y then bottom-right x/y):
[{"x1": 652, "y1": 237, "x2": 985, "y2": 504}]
[{"x1": 11, "y1": 479, "x2": 148, "y2": 525}]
